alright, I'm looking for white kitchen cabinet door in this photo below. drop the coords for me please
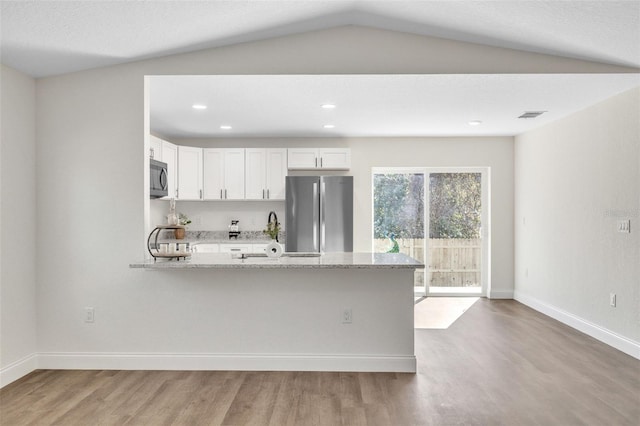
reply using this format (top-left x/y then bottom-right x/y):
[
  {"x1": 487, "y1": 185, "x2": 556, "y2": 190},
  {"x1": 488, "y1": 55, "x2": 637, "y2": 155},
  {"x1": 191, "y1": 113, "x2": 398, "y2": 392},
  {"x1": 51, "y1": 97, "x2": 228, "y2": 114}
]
[
  {"x1": 252, "y1": 243, "x2": 285, "y2": 253},
  {"x1": 219, "y1": 244, "x2": 251, "y2": 253},
  {"x1": 203, "y1": 148, "x2": 245, "y2": 200},
  {"x1": 149, "y1": 135, "x2": 163, "y2": 160},
  {"x1": 245, "y1": 148, "x2": 286, "y2": 200},
  {"x1": 319, "y1": 148, "x2": 351, "y2": 170},
  {"x1": 265, "y1": 148, "x2": 287, "y2": 200},
  {"x1": 203, "y1": 149, "x2": 224, "y2": 200},
  {"x1": 223, "y1": 149, "x2": 245, "y2": 200},
  {"x1": 245, "y1": 148, "x2": 267, "y2": 200},
  {"x1": 162, "y1": 141, "x2": 178, "y2": 199},
  {"x1": 287, "y1": 148, "x2": 351, "y2": 170},
  {"x1": 192, "y1": 243, "x2": 219, "y2": 253},
  {"x1": 177, "y1": 146, "x2": 203, "y2": 200},
  {"x1": 287, "y1": 148, "x2": 318, "y2": 169}
]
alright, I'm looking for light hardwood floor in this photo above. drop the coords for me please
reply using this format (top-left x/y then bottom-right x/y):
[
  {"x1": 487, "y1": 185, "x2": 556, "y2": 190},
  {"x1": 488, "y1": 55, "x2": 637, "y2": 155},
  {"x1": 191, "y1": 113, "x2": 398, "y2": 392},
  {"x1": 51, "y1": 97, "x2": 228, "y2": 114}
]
[{"x1": 1, "y1": 300, "x2": 638, "y2": 425}]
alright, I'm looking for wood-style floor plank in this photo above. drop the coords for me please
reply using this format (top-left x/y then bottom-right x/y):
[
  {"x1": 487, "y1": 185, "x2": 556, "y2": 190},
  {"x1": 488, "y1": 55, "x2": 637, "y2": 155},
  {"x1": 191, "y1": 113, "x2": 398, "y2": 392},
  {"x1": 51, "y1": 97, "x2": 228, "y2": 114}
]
[{"x1": 1, "y1": 299, "x2": 638, "y2": 425}]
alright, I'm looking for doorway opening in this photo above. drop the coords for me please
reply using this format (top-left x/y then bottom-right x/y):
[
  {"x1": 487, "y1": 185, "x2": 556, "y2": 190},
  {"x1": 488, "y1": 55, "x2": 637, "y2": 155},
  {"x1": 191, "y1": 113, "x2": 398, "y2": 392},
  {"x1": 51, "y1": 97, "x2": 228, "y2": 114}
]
[{"x1": 372, "y1": 167, "x2": 490, "y2": 298}]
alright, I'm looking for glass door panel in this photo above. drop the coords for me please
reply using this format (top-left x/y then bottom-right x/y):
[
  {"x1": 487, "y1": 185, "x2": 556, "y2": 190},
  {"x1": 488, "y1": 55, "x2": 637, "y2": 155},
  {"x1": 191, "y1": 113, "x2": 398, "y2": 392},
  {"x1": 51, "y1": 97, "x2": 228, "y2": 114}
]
[
  {"x1": 428, "y1": 173, "x2": 482, "y2": 295},
  {"x1": 372, "y1": 172, "x2": 426, "y2": 296}
]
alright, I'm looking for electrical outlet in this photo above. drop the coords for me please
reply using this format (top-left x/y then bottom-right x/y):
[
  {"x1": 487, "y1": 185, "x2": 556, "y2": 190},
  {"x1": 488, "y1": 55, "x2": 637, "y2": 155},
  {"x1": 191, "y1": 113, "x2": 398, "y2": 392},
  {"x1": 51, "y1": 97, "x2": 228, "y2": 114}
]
[
  {"x1": 609, "y1": 293, "x2": 616, "y2": 307},
  {"x1": 342, "y1": 308, "x2": 352, "y2": 324},
  {"x1": 84, "y1": 307, "x2": 95, "y2": 323}
]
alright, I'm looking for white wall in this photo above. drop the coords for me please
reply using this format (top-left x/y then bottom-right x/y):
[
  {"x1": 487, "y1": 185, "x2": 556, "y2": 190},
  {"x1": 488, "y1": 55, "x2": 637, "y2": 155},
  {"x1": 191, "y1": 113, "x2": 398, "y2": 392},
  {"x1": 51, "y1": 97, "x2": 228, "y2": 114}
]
[
  {"x1": 515, "y1": 87, "x2": 640, "y2": 354},
  {"x1": 0, "y1": 65, "x2": 38, "y2": 386},
  {"x1": 27, "y1": 26, "x2": 631, "y2": 374}
]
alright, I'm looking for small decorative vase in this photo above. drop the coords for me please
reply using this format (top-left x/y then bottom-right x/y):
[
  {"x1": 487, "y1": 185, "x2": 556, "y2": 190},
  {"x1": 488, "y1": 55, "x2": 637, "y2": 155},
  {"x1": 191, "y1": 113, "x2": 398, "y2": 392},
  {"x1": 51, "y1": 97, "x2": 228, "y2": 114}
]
[
  {"x1": 174, "y1": 228, "x2": 185, "y2": 240},
  {"x1": 167, "y1": 198, "x2": 178, "y2": 225},
  {"x1": 266, "y1": 239, "x2": 283, "y2": 258}
]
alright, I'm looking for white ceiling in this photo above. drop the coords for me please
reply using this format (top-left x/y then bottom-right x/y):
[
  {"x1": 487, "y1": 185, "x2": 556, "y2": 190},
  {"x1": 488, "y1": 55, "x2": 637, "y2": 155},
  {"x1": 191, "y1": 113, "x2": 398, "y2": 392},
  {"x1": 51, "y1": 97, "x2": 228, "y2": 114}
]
[
  {"x1": 150, "y1": 74, "x2": 640, "y2": 138},
  {"x1": 2, "y1": 1, "x2": 639, "y2": 78},
  {"x1": 3, "y1": 1, "x2": 639, "y2": 138}
]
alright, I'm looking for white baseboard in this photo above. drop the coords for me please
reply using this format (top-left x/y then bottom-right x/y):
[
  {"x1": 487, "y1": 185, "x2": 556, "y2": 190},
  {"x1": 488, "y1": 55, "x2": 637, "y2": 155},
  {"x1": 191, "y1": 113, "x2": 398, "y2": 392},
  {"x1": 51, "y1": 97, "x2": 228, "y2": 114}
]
[
  {"x1": 0, "y1": 353, "x2": 38, "y2": 388},
  {"x1": 37, "y1": 352, "x2": 417, "y2": 373},
  {"x1": 514, "y1": 291, "x2": 640, "y2": 359},
  {"x1": 488, "y1": 290, "x2": 514, "y2": 299}
]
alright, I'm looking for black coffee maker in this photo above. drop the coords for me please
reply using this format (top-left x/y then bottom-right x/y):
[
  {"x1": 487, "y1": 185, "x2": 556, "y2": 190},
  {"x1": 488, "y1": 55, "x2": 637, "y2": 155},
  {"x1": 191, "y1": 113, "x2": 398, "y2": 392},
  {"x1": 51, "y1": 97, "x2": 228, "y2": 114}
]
[{"x1": 228, "y1": 220, "x2": 240, "y2": 239}]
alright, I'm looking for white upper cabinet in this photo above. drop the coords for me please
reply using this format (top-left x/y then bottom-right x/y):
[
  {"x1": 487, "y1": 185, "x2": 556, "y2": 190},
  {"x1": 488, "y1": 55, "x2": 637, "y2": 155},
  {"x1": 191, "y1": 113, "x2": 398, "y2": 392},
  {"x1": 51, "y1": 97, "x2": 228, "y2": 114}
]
[
  {"x1": 287, "y1": 148, "x2": 351, "y2": 170},
  {"x1": 265, "y1": 149, "x2": 287, "y2": 199},
  {"x1": 245, "y1": 148, "x2": 287, "y2": 200},
  {"x1": 149, "y1": 135, "x2": 163, "y2": 160},
  {"x1": 245, "y1": 149, "x2": 266, "y2": 200},
  {"x1": 318, "y1": 148, "x2": 351, "y2": 170},
  {"x1": 224, "y1": 149, "x2": 245, "y2": 200},
  {"x1": 177, "y1": 146, "x2": 203, "y2": 200},
  {"x1": 203, "y1": 148, "x2": 245, "y2": 200},
  {"x1": 287, "y1": 148, "x2": 318, "y2": 169},
  {"x1": 203, "y1": 149, "x2": 224, "y2": 200},
  {"x1": 161, "y1": 140, "x2": 178, "y2": 199}
]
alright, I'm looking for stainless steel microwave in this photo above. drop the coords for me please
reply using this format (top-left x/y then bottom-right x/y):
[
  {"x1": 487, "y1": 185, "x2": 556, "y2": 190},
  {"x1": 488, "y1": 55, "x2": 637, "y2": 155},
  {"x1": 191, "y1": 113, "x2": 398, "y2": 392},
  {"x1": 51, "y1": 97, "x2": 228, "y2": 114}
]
[{"x1": 150, "y1": 159, "x2": 168, "y2": 198}]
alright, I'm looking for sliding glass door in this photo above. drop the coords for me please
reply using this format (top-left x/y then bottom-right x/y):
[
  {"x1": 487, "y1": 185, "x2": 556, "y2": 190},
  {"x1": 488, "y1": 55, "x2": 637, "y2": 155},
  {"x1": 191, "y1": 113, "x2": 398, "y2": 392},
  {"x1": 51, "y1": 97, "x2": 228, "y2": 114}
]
[{"x1": 373, "y1": 168, "x2": 489, "y2": 297}]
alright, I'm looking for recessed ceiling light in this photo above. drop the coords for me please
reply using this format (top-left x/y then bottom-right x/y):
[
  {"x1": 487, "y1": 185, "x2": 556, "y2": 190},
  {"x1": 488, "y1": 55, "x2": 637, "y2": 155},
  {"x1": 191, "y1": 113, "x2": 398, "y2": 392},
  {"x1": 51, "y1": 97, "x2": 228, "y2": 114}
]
[
  {"x1": 321, "y1": 104, "x2": 336, "y2": 109},
  {"x1": 468, "y1": 120, "x2": 482, "y2": 126},
  {"x1": 323, "y1": 124, "x2": 335, "y2": 129},
  {"x1": 220, "y1": 125, "x2": 232, "y2": 130},
  {"x1": 192, "y1": 104, "x2": 207, "y2": 110}
]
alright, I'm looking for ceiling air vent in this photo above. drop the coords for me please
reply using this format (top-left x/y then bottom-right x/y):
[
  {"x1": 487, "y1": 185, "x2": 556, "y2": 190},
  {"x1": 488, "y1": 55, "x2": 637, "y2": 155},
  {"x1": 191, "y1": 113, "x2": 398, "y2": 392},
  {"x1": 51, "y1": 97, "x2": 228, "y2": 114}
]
[{"x1": 518, "y1": 111, "x2": 546, "y2": 119}]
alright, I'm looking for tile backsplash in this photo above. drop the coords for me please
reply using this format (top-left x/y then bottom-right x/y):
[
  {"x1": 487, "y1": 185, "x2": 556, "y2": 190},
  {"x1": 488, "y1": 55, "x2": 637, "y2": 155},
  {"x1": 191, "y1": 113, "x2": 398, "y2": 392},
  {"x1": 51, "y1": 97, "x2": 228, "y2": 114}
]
[{"x1": 151, "y1": 199, "x2": 285, "y2": 232}]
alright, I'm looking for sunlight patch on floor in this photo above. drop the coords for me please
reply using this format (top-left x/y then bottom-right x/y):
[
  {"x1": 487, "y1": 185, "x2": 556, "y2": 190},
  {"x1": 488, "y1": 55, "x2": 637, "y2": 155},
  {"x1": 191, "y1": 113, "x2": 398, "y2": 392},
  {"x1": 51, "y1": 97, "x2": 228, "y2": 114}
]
[{"x1": 414, "y1": 297, "x2": 479, "y2": 329}]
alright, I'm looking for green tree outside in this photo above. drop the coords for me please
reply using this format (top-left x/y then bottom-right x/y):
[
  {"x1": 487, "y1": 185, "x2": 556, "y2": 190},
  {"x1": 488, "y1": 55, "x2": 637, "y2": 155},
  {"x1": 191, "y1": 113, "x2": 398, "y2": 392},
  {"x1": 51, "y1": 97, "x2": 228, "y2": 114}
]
[{"x1": 373, "y1": 172, "x2": 481, "y2": 241}]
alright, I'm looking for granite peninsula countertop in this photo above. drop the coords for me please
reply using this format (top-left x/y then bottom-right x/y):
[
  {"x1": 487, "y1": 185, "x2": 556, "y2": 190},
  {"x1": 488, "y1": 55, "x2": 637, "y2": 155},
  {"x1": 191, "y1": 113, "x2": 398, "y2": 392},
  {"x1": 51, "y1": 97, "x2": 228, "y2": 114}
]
[{"x1": 130, "y1": 252, "x2": 424, "y2": 270}]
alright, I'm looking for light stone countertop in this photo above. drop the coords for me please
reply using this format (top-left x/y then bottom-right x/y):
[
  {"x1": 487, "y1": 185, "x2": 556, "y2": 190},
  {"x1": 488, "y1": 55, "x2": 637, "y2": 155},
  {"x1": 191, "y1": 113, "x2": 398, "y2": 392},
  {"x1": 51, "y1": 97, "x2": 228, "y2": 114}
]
[{"x1": 130, "y1": 252, "x2": 424, "y2": 270}]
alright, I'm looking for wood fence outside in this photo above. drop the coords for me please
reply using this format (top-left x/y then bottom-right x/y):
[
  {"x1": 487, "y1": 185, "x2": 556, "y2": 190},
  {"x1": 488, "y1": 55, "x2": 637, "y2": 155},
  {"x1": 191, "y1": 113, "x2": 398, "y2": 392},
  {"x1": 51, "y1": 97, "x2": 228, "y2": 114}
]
[{"x1": 374, "y1": 238, "x2": 481, "y2": 288}]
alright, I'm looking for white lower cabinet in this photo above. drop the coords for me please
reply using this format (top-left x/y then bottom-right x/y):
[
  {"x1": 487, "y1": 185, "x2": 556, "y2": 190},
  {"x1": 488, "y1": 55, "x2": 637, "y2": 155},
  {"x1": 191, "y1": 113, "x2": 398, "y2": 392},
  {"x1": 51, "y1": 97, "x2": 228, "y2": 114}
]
[
  {"x1": 219, "y1": 244, "x2": 251, "y2": 253},
  {"x1": 192, "y1": 243, "x2": 285, "y2": 254},
  {"x1": 252, "y1": 243, "x2": 285, "y2": 253},
  {"x1": 191, "y1": 243, "x2": 219, "y2": 253}
]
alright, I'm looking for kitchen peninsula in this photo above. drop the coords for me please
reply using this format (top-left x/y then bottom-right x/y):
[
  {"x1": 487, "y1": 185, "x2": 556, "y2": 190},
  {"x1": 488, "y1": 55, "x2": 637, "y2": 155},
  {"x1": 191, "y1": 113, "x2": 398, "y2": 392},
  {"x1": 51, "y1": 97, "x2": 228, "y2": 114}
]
[{"x1": 130, "y1": 252, "x2": 422, "y2": 372}]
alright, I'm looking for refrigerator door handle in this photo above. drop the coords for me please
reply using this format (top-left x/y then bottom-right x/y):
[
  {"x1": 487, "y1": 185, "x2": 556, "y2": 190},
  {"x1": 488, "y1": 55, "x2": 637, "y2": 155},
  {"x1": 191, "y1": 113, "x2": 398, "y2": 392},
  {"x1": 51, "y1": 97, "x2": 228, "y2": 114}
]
[
  {"x1": 319, "y1": 180, "x2": 326, "y2": 253},
  {"x1": 313, "y1": 182, "x2": 320, "y2": 252}
]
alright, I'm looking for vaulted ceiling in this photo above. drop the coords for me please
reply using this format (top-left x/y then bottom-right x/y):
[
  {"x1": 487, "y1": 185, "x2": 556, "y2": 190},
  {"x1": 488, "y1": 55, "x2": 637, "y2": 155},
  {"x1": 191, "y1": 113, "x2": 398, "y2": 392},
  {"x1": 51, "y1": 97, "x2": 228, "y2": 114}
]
[
  {"x1": 2, "y1": 1, "x2": 639, "y2": 78},
  {"x1": 3, "y1": 1, "x2": 638, "y2": 138}
]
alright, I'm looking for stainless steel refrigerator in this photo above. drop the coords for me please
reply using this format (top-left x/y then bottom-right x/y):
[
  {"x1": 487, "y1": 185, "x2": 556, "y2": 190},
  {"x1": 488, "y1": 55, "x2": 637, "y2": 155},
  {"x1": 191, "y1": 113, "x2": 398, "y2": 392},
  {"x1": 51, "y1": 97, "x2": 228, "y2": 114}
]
[{"x1": 285, "y1": 176, "x2": 353, "y2": 252}]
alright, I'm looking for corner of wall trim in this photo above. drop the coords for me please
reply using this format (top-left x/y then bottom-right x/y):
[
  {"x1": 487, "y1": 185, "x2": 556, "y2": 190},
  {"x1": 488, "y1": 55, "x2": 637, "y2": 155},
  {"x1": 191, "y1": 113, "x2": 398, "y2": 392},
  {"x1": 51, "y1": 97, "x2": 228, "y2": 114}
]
[
  {"x1": 514, "y1": 291, "x2": 640, "y2": 360},
  {"x1": 0, "y1": 353, "x2": 38, "y2": 388}
]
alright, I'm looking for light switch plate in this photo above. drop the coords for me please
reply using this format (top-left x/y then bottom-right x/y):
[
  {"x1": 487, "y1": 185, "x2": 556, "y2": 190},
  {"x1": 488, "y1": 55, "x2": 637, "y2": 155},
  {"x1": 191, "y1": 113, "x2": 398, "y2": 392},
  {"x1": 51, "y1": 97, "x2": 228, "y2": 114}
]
[{"x1": 617, "y1": 220, "x2": 631, "y2": 233}]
